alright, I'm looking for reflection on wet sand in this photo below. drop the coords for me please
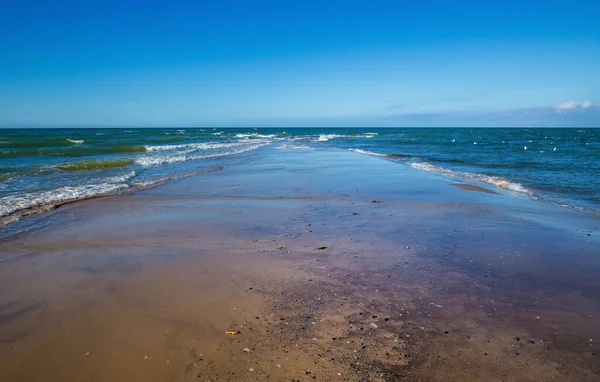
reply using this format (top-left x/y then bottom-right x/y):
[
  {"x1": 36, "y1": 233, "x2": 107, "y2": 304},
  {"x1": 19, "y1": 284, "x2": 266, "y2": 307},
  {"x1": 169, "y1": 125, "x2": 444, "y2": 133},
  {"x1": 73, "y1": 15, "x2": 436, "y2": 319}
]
[{"x1": 0, "y1": 149, "x2": 598, "y2": 381}]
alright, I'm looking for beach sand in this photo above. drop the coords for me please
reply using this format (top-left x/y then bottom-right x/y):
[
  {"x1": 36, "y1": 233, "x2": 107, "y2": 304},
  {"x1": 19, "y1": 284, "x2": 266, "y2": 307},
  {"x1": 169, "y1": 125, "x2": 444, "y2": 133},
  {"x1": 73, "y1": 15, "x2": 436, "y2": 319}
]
[{"x1": 1, "y1": 148, "x2": 599, "y2": 381}]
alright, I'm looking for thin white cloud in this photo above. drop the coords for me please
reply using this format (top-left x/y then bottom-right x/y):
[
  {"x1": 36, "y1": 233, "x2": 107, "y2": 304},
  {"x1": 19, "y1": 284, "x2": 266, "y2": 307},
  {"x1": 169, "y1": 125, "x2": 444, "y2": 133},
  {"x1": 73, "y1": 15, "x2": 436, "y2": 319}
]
[{"x1": 554, "y1": 101, "x2": 597, "y2": 110}]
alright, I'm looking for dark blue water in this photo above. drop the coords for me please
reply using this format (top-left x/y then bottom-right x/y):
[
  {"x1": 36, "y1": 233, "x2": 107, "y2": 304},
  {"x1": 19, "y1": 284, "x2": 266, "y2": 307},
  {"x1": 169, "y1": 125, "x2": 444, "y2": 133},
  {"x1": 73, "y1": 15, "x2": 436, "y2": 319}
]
[{"x1": 1, "y1": 128, "x2": 599, "y2": 222}]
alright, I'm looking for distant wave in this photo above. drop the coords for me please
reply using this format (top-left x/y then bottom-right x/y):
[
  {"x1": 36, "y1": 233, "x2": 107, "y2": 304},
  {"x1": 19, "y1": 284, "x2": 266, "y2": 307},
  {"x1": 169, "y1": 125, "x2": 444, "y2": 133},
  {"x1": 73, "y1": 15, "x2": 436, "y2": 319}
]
[
  {"x1": 316, "y1": 134, "x2": 349, "y2": 142},
  {"x1": 67, "y1": 139, "x2": 84, "y2": 144},
  {"x1": 410, "y1": 162, "x2": 531, "y2": 194},
  {"x1": 1, "y1": 145, "x2": 147, "y2": 158},
  {"x1": 316, "y1": 133, "x2": 378, "y2": 142},
  {"x1": 144, "y1": 142, "x2": 250, "y2": 152},
  {"x1": 0, "y1": 138, "x2": 79, "y2": 148},
  {"x1": 234, "y1": 133, "x2": 277, "y2": 139},
  {"x1": 135, "y1": 143, "x2": 267, "y2": 166}
]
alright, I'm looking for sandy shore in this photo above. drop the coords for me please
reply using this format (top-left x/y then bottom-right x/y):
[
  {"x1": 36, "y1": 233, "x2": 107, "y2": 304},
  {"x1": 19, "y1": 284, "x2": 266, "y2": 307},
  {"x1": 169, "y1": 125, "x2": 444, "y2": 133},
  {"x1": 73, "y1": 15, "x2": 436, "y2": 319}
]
[{"x1": 1, "y1": 148, "x2": 599, "y2": 381}]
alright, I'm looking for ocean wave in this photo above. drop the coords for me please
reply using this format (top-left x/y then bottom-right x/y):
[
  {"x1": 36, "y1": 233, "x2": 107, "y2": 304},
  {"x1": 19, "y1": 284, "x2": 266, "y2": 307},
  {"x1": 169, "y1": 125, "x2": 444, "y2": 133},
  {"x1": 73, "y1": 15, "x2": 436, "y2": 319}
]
[
  {"x1": 316, "y1": 134, "x2": 348, "y2": 142},
  {"x1": 316, "y1": 134, "x2": 376, "y2": 142},
  {"x1": 0, "y1": 171, "x2": 135, "y2": 217},
  {"x1": 234, "y1": 133, "x2": 277, "y2": 139},
  {"x1": 1, "y1": 145, "x2": 148, "y2": 158},
  {"x1": 55, "y1": 158, "x2": 134, "y2": 172},
  {"x1": 145, "y1": 141, "x2": 252, "y2": 152},
  {"x1": 0, "y1": 138, "x2": 78, "y2": 148},
  {"x1": 135, "y1": 143, "x2": 267, "y2": 166},
  {"x1": 67, "y1": 139, "x2": 84, "y2": 144},
  {"x1": 410, "y1": 162, "x2": 531, "y2": 193},
  {"x1": 348, "y1": 148, "x2": 386, "y2": 157}
]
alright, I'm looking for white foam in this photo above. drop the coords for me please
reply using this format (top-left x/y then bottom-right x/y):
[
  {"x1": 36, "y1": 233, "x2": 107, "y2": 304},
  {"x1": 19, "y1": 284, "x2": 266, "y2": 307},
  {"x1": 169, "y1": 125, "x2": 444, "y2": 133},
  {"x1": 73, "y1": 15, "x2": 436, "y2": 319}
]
[
  {"x1": 67, "y1": 139, "x2": 84, "y2": 144},
  {"x1": 145, "y1": 142, "x2": 249, "y2": 152},
  {"x1": 135, "y1": 143, "x2": 267, "y2": 167},
  {"x1": 316, "y1": 134, "x2": 347, "y2": 142},
  {"x1": 348, "y1": 149, "x2": 386, "y2": 157},
  {"x1": 410, "y1": 162, "x2": 531, "y2": 194},
  {"x1": 234, "y1": 133, "x2": 277, "y2": 139},
  {"x1": 0, "y1": 171, "x2": 135, "y2": 217}
]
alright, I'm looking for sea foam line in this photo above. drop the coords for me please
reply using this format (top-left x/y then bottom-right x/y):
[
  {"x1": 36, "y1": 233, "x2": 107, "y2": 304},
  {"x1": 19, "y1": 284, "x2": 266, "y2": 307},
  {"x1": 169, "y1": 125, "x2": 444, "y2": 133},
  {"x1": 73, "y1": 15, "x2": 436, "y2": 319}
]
[
  {"x1": 348, "y1": 148, "x2": 386, "y2": 157},
  {"x1": 410, "y1": 162, "x2": 531, "y2": 194},
  {"x1": 0, "y1": 171, "x2": 135, "y2": 217},
  {"x1": 316, "y1": 133, "x2": 379, "y2": 142},
  {"x1": 144, "y1": 141, "x2": 252, "y2": 152},
  {"x1": 135, "y1": 143, "x2": 268, "y2": 166},
  {"x1": 316, "y1": 134, "x2": 349, "y2": 142},
  {"x1": 234, "y1": 133, "x2": 277, "y2": 139}
]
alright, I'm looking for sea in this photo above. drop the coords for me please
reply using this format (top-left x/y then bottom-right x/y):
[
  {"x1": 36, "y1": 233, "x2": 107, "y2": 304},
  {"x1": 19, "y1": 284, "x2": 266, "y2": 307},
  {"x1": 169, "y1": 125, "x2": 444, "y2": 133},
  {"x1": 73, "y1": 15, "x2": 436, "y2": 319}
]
[{"x1": 1, "y1": 128, "x2": 599, "y2": 225}]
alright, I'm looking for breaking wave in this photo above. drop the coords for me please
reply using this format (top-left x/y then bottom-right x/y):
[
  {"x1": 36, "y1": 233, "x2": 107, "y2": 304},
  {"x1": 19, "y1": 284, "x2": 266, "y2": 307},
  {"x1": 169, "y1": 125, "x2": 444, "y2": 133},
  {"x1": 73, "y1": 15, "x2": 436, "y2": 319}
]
[
  {"x1": 135, "y1": 143, "x2": 267, "y2": 166},
  {"x1": 0, "y1": 171, "x2": 135, "y2": 218},
  {"x1": 410, "y1": 162, "x2": 531, "y2": 193},
  {"x1": 348, "y1": 148, "x2": 386, "y2": 157}
]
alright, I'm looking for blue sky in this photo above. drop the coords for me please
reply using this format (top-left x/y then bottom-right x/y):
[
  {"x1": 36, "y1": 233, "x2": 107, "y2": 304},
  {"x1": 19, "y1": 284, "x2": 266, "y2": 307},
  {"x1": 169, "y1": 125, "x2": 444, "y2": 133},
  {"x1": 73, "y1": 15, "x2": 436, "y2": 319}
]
[{"x1": 1, "y1": 0, "x2": 599, "y2": 127}]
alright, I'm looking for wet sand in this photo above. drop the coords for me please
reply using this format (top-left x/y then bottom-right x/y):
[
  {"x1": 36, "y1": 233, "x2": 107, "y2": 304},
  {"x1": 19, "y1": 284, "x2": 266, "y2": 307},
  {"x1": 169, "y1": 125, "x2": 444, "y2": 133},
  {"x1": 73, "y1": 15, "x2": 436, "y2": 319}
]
[{"x1": 1, "y1": 148, "x2": 599, "y2": 381}]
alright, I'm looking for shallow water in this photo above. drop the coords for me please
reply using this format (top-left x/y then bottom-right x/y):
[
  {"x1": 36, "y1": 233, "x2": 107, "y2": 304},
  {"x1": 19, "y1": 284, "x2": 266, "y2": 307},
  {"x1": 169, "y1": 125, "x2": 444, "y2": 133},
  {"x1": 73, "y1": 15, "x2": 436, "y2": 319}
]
[{"x1": 1, "y1": 128, "x2": 599, "y2": 223}]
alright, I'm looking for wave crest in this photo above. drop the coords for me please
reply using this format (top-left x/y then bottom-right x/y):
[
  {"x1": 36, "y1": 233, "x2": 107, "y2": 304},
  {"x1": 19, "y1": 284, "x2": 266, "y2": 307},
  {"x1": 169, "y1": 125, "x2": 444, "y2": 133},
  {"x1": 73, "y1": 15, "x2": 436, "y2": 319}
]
[
  {"x1": 0, "y1": 171, "x2": 135, "y2": 217},
  {"x1": 410, "y1": 162, "x2": 531, "y2": 193}
]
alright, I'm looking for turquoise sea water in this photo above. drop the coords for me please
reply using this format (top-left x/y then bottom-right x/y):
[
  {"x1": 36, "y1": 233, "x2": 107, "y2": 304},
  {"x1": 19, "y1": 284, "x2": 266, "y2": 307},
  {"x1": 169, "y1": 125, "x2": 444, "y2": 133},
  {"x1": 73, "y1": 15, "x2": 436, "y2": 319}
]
[{"x1": 1, "y1": 128, "x2": 599, "y2": 222}]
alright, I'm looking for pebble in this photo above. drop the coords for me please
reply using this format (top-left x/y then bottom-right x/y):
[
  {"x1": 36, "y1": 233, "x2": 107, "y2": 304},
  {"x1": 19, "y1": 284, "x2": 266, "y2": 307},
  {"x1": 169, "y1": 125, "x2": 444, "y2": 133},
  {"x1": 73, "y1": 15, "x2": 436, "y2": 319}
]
[
  {"x1": 370, "y1": 323, "x2": 378, "y2": 329},
  {"x1": 249, "y1": 368, "x2": 254, "y2": 372},
  {"x1": 243, "y1": 348, "x2": 251, "y2": 352}
]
